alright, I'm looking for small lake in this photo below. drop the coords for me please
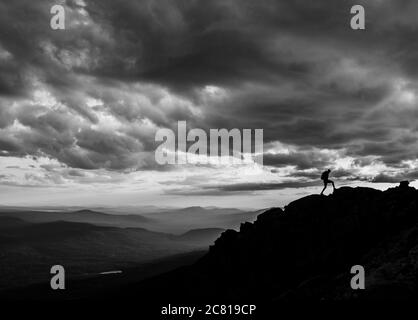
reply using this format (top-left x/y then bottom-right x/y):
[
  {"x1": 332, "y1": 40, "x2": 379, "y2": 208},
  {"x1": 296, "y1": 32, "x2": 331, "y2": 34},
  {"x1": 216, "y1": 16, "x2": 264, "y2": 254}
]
[{"x1": 99, "y1": 270, "x2": 123, "y2": 275}]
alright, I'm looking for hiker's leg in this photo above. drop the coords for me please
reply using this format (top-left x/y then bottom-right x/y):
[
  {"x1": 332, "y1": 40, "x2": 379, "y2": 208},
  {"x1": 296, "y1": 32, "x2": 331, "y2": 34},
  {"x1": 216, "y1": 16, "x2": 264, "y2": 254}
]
[
  {"x1": 329, "y1": 180, "x2": 335, "y2": 189},
  {"x1": 321, "y1": 182, "x2": 327, "y2": 195}
]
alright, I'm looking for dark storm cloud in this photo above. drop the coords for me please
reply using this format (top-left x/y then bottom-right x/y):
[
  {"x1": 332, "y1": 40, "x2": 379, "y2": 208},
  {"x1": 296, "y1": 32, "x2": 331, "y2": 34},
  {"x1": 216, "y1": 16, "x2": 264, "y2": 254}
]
[
  {"x1": 371, "y1": 173, "x2": 400, "y2": 183},
  {"x1": 0, "y1": 0, "x2": 418, "y2": 178},
  {"x1": 83, "y1": 0, "x2": 393, "y2": 87},
  {"x1": 263, "y1": 149, "x2": 335, "y2": 170},
  {"x1": 372, "y1": 171, "x2": 418, "y2": 183},
  {"x1": 287, "y1": 168, "x2": 357, "y2": 180},
  {"x1": 166, "y1": 180, "x2": 321, "y2": 195},
  {"x1": 215, "y1": 180, "x2": 320, "y2": 191}
]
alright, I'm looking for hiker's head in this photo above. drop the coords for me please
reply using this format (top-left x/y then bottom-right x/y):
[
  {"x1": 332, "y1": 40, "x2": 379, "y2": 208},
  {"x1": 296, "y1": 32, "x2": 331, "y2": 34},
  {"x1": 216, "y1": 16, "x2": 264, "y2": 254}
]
[{"x1": 327, "y1": 169, "x2": 331, "y2": 172}]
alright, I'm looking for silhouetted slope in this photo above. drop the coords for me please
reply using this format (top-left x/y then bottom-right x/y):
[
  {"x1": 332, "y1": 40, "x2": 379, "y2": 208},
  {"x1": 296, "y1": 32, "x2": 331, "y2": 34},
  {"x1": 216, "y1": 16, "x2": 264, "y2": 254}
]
[{"x1": 114, "y1": 185, "x2": 418, "y2": 302}]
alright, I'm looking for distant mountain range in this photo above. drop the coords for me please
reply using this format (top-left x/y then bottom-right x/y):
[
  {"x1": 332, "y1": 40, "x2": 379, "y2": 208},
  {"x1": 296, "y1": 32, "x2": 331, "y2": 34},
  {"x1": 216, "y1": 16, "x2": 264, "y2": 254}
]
[
  {"x1": 0, "y1": 214, "x2": 225, "y2": 291},
  {"x1": 141, "y1": 206, "x2": 263, "y2": 233},
  {"x1": 0, "y1": 205, "x2": 262, "y2": 292},
  {"x1": 0, "y1": 206, "x2": 262, "y2": 233},
  {"x1": 0, "y1": 208, "x2": 154, "y2": 229}
]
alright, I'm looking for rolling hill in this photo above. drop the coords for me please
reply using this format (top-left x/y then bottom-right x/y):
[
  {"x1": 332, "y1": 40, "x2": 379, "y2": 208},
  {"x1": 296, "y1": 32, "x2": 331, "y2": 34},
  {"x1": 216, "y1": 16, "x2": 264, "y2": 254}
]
[{"x1": 0, "y1": 216, "x2": 223, "y2": 291}]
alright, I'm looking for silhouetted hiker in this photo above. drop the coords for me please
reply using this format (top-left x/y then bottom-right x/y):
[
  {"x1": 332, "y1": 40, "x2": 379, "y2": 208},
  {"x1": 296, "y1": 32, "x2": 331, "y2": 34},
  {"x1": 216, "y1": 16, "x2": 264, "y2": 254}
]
[{"x1": 320, "y1": 169, "x2": 335, "y2": 195}]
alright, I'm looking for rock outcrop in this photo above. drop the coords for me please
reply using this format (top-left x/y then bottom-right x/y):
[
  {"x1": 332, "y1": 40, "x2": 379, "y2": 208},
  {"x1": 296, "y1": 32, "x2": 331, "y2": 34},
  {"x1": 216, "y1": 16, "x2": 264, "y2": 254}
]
[{"x1": 195, "y1": 185, "x2": 418, "y2": 300}]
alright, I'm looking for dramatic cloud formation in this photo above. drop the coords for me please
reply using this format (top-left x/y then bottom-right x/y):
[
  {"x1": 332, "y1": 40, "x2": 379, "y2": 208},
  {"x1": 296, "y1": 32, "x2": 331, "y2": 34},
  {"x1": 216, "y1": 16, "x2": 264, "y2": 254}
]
[{"x1": 0, "y1": 0, "x2": 417, "y2": 206}]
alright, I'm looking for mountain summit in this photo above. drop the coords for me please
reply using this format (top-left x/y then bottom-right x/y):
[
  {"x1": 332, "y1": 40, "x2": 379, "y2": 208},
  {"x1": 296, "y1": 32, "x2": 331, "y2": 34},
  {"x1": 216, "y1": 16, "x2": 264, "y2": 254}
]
[{"x1": 118, "y1": 184, "x2": 418, "y2": 302}]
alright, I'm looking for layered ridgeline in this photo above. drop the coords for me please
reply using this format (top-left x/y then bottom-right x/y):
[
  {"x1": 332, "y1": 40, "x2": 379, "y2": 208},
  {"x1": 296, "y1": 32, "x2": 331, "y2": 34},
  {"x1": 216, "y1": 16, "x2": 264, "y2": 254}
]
[
  {"x1": 2, "y1": 184, "x2": 417, "y2": 301},
  {"x1": 114, "y1": 184, "x2": 418, "y2": 301},
  {"x1": 0, "y1": 206, "x2": 257, "y2": 296}
]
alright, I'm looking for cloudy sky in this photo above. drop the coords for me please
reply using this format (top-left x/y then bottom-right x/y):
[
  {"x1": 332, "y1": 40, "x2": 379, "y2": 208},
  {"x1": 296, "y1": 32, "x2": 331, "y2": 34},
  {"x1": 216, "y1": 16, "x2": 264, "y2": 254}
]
[{"x1": 1, "y1": 0, "x2": 418, "y2": 208}]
